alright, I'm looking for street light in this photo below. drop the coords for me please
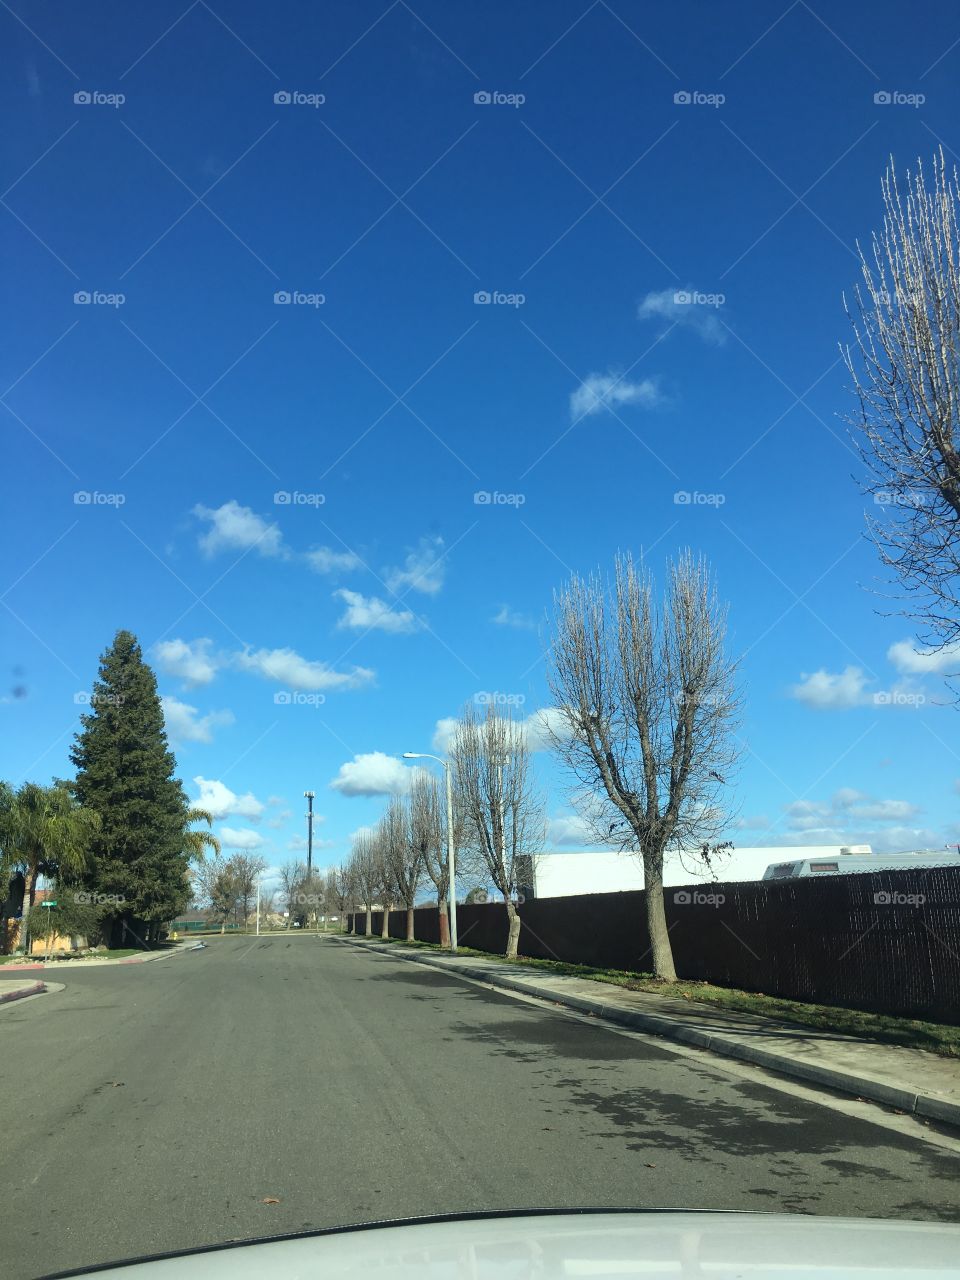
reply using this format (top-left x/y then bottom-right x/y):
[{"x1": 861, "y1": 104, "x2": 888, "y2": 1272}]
[
  {"x1": 304, "y1": 790, "x2": 315, "y2": 878},
  {"x1": 402, "y1": 751, "x2": 458, "y2": 952}
]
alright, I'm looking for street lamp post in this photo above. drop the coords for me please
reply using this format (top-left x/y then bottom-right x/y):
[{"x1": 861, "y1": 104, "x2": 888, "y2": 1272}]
[
  {"x1": 402, "y1": 751, "x2": 458, "y2": 952},
  {"x1": 304, "y1": 790, "x2": 315, "y2": 879}
]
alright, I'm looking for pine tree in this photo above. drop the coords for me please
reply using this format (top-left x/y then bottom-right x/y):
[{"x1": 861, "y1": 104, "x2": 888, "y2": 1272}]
[{"x1": 70, "y1": 630, "x2": 191, "y2": 946}]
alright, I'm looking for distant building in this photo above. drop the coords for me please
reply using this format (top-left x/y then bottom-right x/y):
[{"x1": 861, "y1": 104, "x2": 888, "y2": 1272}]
[
  {"x1": 522, "y1": 846, "x2": 881, "y2": 899},
  {"x1": 763, "y1": 850, "x2": 960, "y2": 879}
]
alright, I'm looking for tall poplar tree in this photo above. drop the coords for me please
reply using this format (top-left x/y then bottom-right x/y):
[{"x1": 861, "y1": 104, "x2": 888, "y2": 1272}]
[{"x1": 71, "y1": 630, "x2": 191, "y2": 945}]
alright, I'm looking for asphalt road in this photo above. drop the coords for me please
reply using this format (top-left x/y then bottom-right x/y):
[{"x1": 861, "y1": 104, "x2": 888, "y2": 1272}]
[{"x1": 3, "y1": 934, "x2": 960, "y2": 1279}]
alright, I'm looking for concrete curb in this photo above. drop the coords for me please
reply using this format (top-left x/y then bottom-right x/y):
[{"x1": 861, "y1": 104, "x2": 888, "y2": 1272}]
[
  {"x1": 0, "y1": 980, "x2": 46, "y2": 1004},
  {"x1": 334, "y1": 936, "x2": 960, "y2": 1130}
]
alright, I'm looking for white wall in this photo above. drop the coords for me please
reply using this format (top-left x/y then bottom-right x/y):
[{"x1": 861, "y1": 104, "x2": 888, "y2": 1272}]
[{"x1": 530, "y1": 846, "x2": 873, "y2": 897}]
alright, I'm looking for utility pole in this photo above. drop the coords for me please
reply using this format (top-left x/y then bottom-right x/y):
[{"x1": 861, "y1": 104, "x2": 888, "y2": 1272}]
[
  {"x1": 255, "y1": 873, "x2": 261, "y2": 936},
  {"x1": 304, "y1": 790, "x2": 315, "y2": 878}
]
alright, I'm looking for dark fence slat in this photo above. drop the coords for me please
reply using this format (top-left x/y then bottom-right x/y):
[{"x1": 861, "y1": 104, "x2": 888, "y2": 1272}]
[{"x1": 346, "y1": 867, "x2": 960, "y2": 1022}]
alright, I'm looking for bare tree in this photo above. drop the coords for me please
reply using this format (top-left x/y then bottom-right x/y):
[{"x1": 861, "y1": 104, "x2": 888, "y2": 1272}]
[
  {"x1": 546, "y1": 550, "x2": 741, "y2": 982},
  {"x1": 370, "y1": 815, "x2": 396, "y2": 940},
  {"x1": 230, "y1": 853, "x2": 267, "y2": 931},
  {"x1": 277, "y1": 859, "x2": 306, "y2": 928},
  {"x1": 350, "y1": 831, "x2": 381, "y2": 936},
  {"x1": 451, "y1": 703, "x2": 544, "y2": 959},
  {"x1": 333, "y1": 860, "x2": 355, "y2": 932},
  {"x1": 410, "y1": 770, "x2": 452, "y2": 947},
  {"x1": 377, "y1": 795, "x2": 422, "y2": 941},
  {"x1": 844, "y1": 150, "x2": 960, "y2": 663}
]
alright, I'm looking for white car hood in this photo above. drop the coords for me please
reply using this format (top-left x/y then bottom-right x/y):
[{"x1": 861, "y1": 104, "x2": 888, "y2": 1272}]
[{"x1": 43, "y1": 1210, "x2": 960, "y2": 1279}]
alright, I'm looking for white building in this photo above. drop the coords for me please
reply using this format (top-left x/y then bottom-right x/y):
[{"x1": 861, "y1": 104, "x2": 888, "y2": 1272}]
[{"x1": 525, "y1": 845, "x2": 875, "y2": 898}]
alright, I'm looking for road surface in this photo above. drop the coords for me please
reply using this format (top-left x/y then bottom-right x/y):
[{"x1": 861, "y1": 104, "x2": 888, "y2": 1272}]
[{"x1": 2, "y1": 934, "x2": 959, "y2": 1278}]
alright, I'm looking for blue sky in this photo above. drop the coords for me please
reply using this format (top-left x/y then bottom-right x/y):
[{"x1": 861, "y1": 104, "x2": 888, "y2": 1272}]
[{"x1": 4, "y1": 0, "x2": 960, "y2": 890}]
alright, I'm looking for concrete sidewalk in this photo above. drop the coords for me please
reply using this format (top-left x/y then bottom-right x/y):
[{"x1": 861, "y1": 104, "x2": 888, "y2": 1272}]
[
  {"x1": 0, "y1": 941, "x2": 206, "y2": 973},
  {"x1": 334, "y1": 935, "x2": 960, "y2": 1129},
  {"x1": 0, "y1": 978, "x2": 46, "y2": 1005}
]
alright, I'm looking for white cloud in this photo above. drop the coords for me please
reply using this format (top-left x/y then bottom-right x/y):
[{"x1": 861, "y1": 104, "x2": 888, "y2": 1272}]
[
  {"x1": 570, "y1": 373, "x2": 660, "y2": 420},
  {"x1": 432, "y1": 717, "x2": 459, "y2": 753},
  {"x1": 232, "y1": 646, "x2": 374, "y2": 691},
  {"x1": 162, "y1": 695, "x2": 234, "y2": 745},
  {"x1": 385, "y1": 536, "x2": 446, "y2": 595},
  {"x1": 831, "y1": 788, "x2": 866, "y2": 809},
  {"x1": 492, "y1": 604, "x2": 535, "y2": 631},
  {"x1": 789, "y1": 666, "x2": 871, "y2": 709},
  {"x1": 887, "y1": 639, "x2": 960, "y2": 676},
  {"x1": 267, "y1": 795, "x2": 285, "y2": 806},
  {"x1": 546, "y1": 812, "x2": 601, "y2": 847},
  {"x1": 306, "y1": 546, "x2": 363, "y2": 575},
  {"x1": 267, "y1": 809, "x2": 293, "y2": 830},
  {"x1": 637, "y1": 286, "x2": 726, "y2": 345},
  {"x1": 782, "y1": 789, "x2": 923, "y2": 837},
  {"x1": 330, "y1": 752, "x2": 419, "y2": 797},
  {"x1": 192, "y1": 777, "x2": 264, "y2": 822},
  {"x1": 334, "y1": 589, "x2": 419, "y2": 634},
  {"x1": 850, "y1": 799, "x2": 920, "y2": 822},
  {"x1": 733, "y1": 813, "x2": 771, "y2": 830},
  {"x1": 153, "y1": 638, "x2": 219, "y2": 687},
  {"x1": 219, "y1": 826, "x2": 266, "y2": 850},
  {"x1": 790, "y1": 665, "x2": 931, "y2": 711},
  {"x1": 524, "y1": 706, "x2": 571, "y2": 750},
  {"x1": 194, "y1": 500, "x2": 286, "y2": 559}
]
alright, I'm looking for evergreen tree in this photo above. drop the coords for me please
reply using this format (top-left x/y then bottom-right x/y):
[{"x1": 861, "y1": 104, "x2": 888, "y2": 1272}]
[{"x1": 70, "y1": 630, "x2": 191, "y2": 945}]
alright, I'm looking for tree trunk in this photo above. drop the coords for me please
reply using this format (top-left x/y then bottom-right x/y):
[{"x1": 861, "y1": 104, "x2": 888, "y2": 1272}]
[
  {"x1": 504, "y1": 898, "x2": 521, "y2": 960},
  {"x1": 10, "y1": 867, "x2": 38, "y2": 953},
  {"x1": 438, "y1": 900, "x2": 450, "y2": 948},
  {"x1": 643, "y1": 851, "x2": 677, "y2": 982},
  {"x1": 406, "y1": 905, "x2": 415, "y2": 941},
  {"x1": 381, "y1": 905, "x2": 391, "y2": 939},
  {"x1": 364, "y1": 908, "x2": 372, "y2": 936}
]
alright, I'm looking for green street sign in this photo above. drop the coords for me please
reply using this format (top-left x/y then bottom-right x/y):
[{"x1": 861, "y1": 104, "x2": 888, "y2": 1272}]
[{"x1": 40, "y1": 901, "x2": 57, "y2": 908}]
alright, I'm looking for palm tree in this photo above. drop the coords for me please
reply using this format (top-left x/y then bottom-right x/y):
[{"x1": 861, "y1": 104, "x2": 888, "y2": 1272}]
[
  {"x1": 181, "y1": 808, "x2": 220, "y2": 863},
  {"x1": 2, "y1": 782, "x2": 100, "y2": 954}
]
